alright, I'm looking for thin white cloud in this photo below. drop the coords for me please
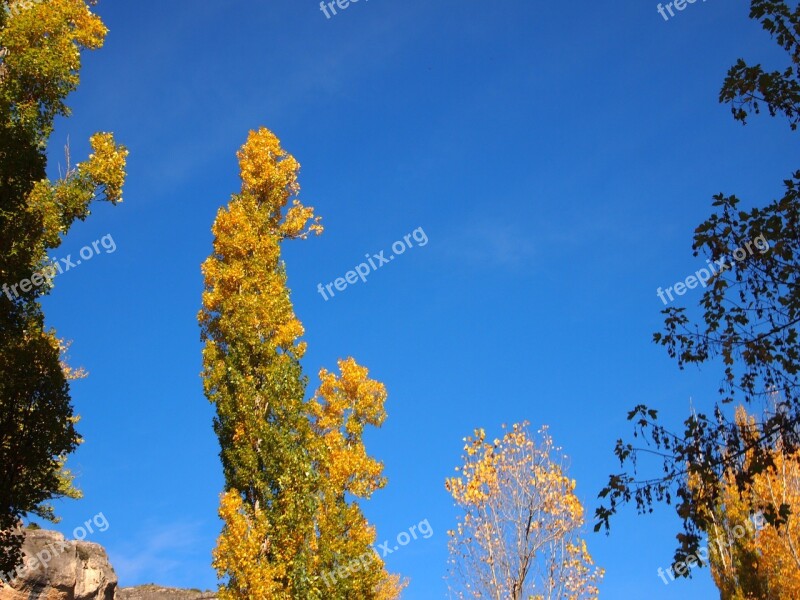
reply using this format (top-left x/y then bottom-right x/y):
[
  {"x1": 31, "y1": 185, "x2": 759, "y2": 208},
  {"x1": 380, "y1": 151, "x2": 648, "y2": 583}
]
[
  {"x1": 106, "y1": 520, "x2": 212, "y2": 587},
  {"x1": 442, "y1": 223, "x2": 537, "y2": 269}
]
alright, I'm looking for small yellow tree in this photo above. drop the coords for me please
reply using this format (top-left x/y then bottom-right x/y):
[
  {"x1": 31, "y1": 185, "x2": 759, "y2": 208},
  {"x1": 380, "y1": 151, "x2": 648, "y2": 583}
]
[{"x1": 445, "y1": 423, "x2": 602, "y2": 600}]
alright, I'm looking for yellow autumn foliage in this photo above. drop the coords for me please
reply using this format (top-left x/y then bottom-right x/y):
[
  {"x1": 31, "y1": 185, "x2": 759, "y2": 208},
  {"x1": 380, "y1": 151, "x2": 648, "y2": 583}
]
[
  {"x1": 213, "y1": 491, "x2": 285, "y2": 600},
  {"x1": 695, "y1": 406, "x2": 800, "y2": 599},
  {"x1": 201, "y1": 129, "x2": 400, "y2": 599},
  {"x1": 446, "y1": 422, "x2": 602, "y2": 600}
]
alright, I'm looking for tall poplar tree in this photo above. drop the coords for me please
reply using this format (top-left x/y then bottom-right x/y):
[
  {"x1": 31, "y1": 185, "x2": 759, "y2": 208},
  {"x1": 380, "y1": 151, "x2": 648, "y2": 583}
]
[
  {"x1": 200, "y1": 128, "x2": 401, "y2": 599},
  {"x1": 0, "y1": 0, "x2": 127, "y2": 576}
]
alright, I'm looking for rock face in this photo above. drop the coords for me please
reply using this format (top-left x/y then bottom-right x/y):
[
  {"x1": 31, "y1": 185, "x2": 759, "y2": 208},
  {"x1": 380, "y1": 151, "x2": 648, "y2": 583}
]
[
  {"x1": 117, "y1": 586, "x2": 217, "y2": 600},
  {"x1": 0, "y1": 529, "x2": 117, "y2": 600}
]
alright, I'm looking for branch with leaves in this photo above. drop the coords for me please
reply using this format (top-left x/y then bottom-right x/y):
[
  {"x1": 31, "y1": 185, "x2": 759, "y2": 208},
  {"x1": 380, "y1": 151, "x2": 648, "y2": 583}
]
[{"x1": 597, "y1": 0, "x2": 800, "y2": 583}]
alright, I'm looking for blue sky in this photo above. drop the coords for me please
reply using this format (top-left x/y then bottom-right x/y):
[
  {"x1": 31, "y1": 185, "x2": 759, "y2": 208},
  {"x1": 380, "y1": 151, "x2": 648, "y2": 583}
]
[{"x1": 33, "y1": 0, "x2": 797, "y2": 597}]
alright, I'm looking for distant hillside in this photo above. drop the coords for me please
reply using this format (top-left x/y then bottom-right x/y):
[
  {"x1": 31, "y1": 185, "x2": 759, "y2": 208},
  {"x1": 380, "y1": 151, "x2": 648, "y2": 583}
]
[{"x1": 117, "y1": 585, "x2": 217, "y2": 600}]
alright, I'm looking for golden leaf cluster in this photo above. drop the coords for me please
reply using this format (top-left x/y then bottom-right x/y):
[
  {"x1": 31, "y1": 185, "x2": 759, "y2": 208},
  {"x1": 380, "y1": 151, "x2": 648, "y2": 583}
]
[
  {"x1": 1, "y1": 0, "x2": 107, "y2": 133},
  {"x1": 213, "y1": 491, "x2": 284, "y2": 600},
  {"x1": 310, "y1": 358, "x2": 388, "y2": 497},
  {"x1": 307, "y1": 358, "x2": 405, "y2": 598},
  {"x1": 236, "y1": 128, "x2": 322, "y2": 240}
]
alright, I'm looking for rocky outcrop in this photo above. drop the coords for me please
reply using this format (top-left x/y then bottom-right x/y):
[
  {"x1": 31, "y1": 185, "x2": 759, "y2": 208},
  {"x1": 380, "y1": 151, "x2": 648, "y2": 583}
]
[
  {"x1": 0, "y1": 529, "x2": 117, "y2": 599},
  {"x1": 117, "y1": 586, "x2": 216, "y2": 600}
]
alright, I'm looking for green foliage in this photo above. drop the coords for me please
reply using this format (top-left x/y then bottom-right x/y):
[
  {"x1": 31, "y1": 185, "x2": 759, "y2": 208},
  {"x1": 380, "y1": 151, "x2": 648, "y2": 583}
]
[{"x1": 0, "y1": 0, "x2": 126, "y2": 578}]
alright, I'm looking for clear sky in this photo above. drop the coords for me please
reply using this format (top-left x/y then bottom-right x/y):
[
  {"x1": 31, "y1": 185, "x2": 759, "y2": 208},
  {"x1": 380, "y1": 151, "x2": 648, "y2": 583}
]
[{"x1": 35, "y1": 0, "x2": 796, "y2": 598}]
